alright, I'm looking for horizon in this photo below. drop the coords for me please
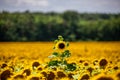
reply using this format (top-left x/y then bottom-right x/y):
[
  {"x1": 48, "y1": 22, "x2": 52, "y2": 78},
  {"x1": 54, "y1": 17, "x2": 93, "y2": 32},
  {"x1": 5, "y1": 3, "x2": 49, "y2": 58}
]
[{"x1": 1, "y1": 10, "x2": 120, "y2": 14}]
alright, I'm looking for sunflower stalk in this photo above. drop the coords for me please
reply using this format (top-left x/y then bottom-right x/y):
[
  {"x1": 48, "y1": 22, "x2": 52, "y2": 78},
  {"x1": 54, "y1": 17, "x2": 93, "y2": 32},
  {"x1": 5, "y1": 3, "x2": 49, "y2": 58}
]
[{"x1": 47, "y1": 35, "x2": 76, "y2": 71}]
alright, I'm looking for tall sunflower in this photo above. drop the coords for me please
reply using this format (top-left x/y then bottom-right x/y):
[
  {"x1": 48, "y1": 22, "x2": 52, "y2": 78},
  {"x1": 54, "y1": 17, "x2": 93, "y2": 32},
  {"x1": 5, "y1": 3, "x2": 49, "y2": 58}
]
[
  {"x1": 53, "y1": 36, "x2": 69, "y2": 52},
  {"x1": 55, "y1": 41, "x2": 66, "y2": 50}
]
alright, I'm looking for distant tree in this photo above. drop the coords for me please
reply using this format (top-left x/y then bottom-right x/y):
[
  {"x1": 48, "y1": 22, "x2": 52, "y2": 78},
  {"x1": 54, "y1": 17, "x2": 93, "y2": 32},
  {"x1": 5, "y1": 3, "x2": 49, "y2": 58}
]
[{"x1": 0, "y1": 11, "x2": 120, "y2": 41}]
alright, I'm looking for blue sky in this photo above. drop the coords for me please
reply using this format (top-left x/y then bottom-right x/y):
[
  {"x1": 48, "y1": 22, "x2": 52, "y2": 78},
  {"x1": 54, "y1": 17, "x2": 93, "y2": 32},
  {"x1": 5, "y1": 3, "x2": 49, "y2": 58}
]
[{"x1": 0, "y1": 0, "x2": 120, "y2": 13}]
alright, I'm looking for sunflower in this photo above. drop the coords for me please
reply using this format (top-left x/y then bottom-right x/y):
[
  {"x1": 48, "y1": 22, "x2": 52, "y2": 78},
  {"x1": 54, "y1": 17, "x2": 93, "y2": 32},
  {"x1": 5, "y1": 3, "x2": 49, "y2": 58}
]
[
  {"x1": 91, "y1": 73, "x2": 114, "y2": 80},
  {"x1": 55, "y1": 41, "x2": 66, "y2": 50}
]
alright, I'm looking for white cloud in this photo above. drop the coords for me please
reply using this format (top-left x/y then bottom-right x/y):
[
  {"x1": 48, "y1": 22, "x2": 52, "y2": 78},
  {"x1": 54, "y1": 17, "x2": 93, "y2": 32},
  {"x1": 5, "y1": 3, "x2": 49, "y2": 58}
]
[
  {"x1": 5, "y1": 0, "x2": 49, "y2": 7},
  {"x1": 0, "y1": 0, "x2": 120, "y2": 13}
]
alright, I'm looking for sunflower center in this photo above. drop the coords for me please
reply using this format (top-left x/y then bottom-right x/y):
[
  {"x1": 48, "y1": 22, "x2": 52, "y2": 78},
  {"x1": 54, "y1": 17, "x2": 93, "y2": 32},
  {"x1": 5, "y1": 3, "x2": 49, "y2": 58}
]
[{"x1": 58, "y1": 43, "x2": 65, "y2": 49}]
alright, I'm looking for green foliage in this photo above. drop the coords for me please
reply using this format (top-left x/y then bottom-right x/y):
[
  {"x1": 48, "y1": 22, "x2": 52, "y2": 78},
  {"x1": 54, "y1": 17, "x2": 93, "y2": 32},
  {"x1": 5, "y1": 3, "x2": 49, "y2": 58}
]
[
  {"x1": 58, "y1": 35, "x2": 64, "y2": 41},
  {"x1": 54, "y1": 35, "x2": 64, "y2": 43},
  {"x1": 61, "y1": 50, "x2": 71, "y2": 58},
  {"x1": 48, "y1": 60, "x2": 60, "y2": 67},
  {"x1": 52, "y1": 52, "x2": 59, "y2": 57},
  {"x1": 48, "y1": 50, "x2": 76, "y2": 71},
  {"x1": 66, "y1": 63, "x2": 76, "y2": 71},
  {"x1": 0, "y1": 11, "x2": 120, "y2": 41},
  {"x1": 48, "y1": 36, "x2": 76, "y2": 71}
]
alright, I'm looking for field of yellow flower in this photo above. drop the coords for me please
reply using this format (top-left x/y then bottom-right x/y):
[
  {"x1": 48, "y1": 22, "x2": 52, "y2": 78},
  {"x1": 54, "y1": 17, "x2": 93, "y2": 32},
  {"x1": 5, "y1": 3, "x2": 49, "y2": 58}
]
[{"x1": 0, "y1": 41, "x2": 120, "y2": 80}]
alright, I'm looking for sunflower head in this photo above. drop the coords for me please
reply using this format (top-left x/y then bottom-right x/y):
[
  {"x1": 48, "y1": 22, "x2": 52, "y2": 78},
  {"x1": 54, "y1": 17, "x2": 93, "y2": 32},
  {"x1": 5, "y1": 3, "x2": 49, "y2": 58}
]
[
  {"x1": 56, "y1": 41, "x2": 66, "y2": 50},
  {"x1": 54, "y1": 35, "x2": 69, "y2": 51}
]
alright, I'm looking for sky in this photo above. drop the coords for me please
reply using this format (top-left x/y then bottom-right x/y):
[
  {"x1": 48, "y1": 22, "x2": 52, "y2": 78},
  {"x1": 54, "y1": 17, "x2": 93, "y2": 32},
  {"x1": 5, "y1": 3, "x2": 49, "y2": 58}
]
[{"x1": 0, "y1": 0, "x2": 120, "y2": 13}]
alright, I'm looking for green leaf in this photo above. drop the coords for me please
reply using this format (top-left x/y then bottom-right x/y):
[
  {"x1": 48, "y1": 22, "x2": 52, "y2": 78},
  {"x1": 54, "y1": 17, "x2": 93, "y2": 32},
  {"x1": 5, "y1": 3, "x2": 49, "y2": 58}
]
[
  {"x1": 72, "y1": 73, "x2": 80, "y2": 80},
  {"x1": 54, "y1": 40, "x2": 58, "y2": 43},
  {"x1": 66, "y1": 63, "x2": 76, "y2": 71},
  {"x1": 66, "y1": 42, "x2": 69, "y2": 47},
  {"x1": 63, "y1": 60, "x2": 67, "y2": 65},
  {"x1": 48, "y1": 60, "x2": 60, "y2": 67},
  {"x1": 58, "y1": 35, "x2": 64, "y2": 41},
  {"x1": 61, "y1": 50, "x2": 71, "y2": 58},
  {"x1": 52, "y1": 52, "x2": 59, "y2": 57}
]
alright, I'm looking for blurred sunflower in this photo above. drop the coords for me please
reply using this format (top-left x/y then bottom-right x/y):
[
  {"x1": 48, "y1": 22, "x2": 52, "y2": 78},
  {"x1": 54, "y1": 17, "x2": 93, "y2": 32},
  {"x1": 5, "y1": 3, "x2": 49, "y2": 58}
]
[
  {"x1": 55, "y1": 41, "x2": 66, "y2": 51},
  {"x1": 91, "y1": 73, "x2": 114, "y2": 80},
  {"x1": 116, "y1": 70, "x2": 120, "y2": 79}
]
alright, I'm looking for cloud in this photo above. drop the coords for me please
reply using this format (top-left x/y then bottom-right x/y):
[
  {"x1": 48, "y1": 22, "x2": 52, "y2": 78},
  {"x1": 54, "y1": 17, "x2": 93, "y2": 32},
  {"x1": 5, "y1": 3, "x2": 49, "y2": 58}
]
[
  {"x1": 0, "y1": 0, "x2": 120, "y2": 13},
  {"x1": 47, "y1": 0, "x2": 120, "y2": 13},
  {"x1": 4, "y1": 0, "x2": 49, "y2": 7}
]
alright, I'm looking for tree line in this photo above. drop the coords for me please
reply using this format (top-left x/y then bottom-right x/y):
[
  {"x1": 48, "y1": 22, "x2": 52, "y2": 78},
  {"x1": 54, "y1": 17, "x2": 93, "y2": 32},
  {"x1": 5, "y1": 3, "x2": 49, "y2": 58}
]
[{"x1": 0, "y1": 11, "x2": 120, "y2": 41}]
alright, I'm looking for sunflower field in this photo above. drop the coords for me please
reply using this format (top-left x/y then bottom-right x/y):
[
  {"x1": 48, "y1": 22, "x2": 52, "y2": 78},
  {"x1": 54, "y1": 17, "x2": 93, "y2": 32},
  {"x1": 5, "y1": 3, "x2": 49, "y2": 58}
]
[{"x1": 0, "y1": 36, "x2": 120, "y2": 80}]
